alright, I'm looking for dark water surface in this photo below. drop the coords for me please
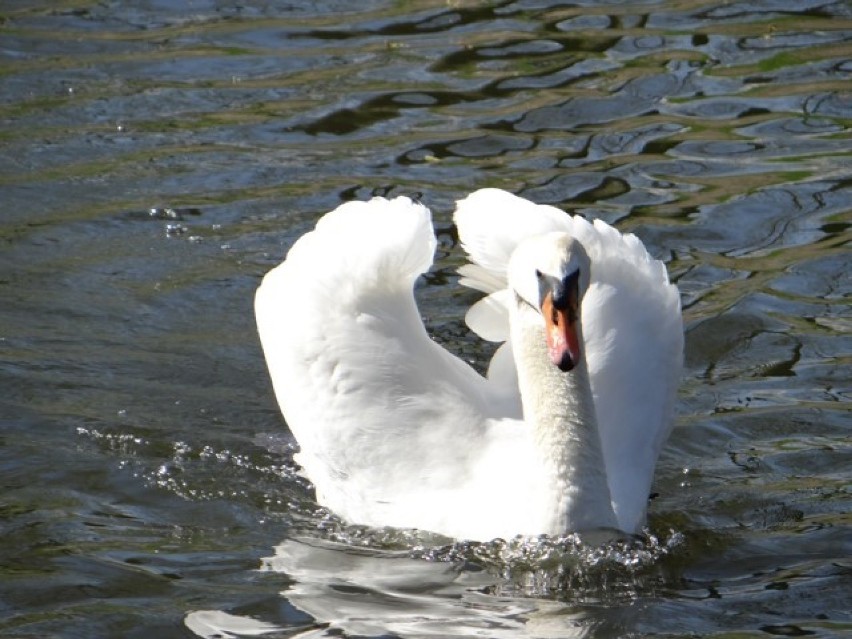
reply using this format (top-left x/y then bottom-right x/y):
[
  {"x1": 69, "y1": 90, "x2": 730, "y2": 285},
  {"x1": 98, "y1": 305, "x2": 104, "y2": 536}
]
[{"x1": 2, "y1": 1, "x2": 851, "y2": 637}]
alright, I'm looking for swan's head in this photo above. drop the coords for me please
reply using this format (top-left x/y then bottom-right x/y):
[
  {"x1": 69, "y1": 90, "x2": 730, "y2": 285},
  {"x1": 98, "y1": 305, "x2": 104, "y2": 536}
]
[{"x1": 508, "y1": 233, "x2": 591, "y2": 372}]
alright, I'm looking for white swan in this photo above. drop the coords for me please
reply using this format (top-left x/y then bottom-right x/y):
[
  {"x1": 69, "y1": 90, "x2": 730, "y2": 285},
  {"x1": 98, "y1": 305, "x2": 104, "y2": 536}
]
[{"x1": 255, "y1": 189, "x2": 682, "y2": 541}]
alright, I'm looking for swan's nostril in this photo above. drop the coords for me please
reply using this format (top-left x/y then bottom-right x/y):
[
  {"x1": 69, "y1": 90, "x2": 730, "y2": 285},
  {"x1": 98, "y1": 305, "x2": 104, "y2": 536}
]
[{"x1": 557, "y1": 352, "x2": 575, "y2": 373}]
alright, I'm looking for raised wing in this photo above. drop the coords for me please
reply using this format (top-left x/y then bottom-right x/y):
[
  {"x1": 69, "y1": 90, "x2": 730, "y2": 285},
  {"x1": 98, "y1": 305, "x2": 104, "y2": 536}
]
[
  {"x1": 255, "y1": 197, "x2": 499, "y2": 530},
  {"x1": 454, "y1": 189, "x2": 683, "y2": 532},
  {"x1": 454, "y1": 189, "x2": 572, "y2": 405},
  {"x1": 566, "y1": 217, "x2": 683, "y2": 532}
]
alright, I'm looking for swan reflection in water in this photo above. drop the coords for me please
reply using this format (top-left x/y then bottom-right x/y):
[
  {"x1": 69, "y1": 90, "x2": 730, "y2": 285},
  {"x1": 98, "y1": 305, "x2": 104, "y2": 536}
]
[{"x1": 186, "y1": 537, "x2": 608, "y2": 639}]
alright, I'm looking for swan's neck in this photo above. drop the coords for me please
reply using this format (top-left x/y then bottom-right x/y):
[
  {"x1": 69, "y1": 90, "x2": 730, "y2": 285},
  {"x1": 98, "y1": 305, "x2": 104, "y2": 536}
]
[{"x1": 511, "y1": 306, "x2": 617, "y2": 534}]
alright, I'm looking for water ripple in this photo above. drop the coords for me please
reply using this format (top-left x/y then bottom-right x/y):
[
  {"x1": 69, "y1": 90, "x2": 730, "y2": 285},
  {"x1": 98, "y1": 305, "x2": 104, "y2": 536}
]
[{"x1": 1, "y1": 1, "x2": 850, "y2": 637}]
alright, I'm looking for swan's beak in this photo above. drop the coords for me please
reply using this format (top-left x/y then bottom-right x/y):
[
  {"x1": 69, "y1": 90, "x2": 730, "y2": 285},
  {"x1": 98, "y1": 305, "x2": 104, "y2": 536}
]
[{"x1": 541, "y1": 272, "x2": 581, "y2": 372}]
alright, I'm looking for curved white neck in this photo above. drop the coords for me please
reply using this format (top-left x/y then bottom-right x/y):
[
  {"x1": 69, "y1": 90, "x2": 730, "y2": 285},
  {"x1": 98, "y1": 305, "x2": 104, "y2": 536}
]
[{"x1": 511, "y1": 304, "x2": 617, "y2": 534}]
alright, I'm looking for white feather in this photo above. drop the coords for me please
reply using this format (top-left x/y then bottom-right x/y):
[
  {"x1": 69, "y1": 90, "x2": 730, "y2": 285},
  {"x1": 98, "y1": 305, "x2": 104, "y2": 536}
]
[{"x1": 465, "y1": 289, "x2": 512, "y2": 342}]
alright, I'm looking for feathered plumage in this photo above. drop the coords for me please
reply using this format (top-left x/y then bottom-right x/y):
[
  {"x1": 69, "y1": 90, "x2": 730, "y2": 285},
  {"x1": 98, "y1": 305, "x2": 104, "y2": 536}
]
[{"x1": 255, "y1": 189, "x2": 682, "y2": 540}]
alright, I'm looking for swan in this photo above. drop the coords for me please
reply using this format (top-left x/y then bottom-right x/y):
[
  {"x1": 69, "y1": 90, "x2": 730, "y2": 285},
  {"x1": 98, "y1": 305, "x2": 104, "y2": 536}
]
[{"x1": 255, "y1": 188, "x2": 682, "y2": 541}]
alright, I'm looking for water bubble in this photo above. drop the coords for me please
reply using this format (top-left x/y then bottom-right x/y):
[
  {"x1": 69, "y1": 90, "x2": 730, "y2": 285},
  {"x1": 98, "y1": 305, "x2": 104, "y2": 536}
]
[
  {"x1": 173, "y1": 441, "x2": 191, "y2": 460},
  {"x1": 150, "y1": 207, "x2": 181, "y2": 219}
]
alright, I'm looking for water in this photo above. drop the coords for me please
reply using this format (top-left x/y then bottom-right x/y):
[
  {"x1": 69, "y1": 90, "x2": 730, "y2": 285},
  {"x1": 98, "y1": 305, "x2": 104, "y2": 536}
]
[{"x1": 1, "y1": 0, "x2": 850, "y2": 636}]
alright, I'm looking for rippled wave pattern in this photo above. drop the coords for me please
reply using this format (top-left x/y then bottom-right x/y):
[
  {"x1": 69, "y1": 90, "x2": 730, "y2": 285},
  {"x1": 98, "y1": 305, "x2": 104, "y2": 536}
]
[{"x1": 1, "y1": 1, "x2": 850, "y2": 638}]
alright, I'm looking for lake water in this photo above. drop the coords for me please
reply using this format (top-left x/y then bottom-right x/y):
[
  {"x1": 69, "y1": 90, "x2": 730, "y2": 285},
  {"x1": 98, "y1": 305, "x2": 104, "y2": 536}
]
[{"x1": 1, "y1": 1, "x2": 850, "y2": 637}]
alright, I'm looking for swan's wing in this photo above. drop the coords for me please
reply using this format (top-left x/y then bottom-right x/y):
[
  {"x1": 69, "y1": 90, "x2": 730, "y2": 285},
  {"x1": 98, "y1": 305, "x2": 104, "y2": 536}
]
[
  {"x1": 454, "y1": 189, "x2": 571, "y2": 403},
  {"x1": 455, "y1": 188, "x2": 571, "y2": 293},
  {"x1": 453, "y1": 189, "x2": 683, "y2": 533},
  {"x1": 567, "y1": 217, "x2": 683, "y2": 532},
  {"x1": 255, "y1": 197, "x2": 506, "y2": 532}
]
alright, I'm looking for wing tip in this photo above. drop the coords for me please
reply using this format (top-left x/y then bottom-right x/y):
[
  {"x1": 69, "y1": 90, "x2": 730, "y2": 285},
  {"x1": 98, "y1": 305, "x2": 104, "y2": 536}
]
[{"x1": 283, "y1": 195, "x2": 436, "y2": 284}]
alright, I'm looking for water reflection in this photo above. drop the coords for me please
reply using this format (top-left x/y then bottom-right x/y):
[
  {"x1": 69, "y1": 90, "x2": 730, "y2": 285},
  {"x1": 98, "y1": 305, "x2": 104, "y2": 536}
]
[
  {"x1": 180, "y1": 517, "x2": 689, "y2": 637},
  {"x1": 187, "y1": 538, "x2": 606, "y2": 639}
]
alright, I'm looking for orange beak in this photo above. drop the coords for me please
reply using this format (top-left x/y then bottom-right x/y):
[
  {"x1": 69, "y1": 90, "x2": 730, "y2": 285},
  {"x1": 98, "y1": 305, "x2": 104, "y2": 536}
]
[{"x1": 541, "y1": 281, "x2": 581, "y2": 372}]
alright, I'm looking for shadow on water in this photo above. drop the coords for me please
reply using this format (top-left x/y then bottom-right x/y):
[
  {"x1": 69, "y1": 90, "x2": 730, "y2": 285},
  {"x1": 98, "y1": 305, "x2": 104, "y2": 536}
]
[{"x1": 1, "y1": 0, "x2": 851, "y2": 637}]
